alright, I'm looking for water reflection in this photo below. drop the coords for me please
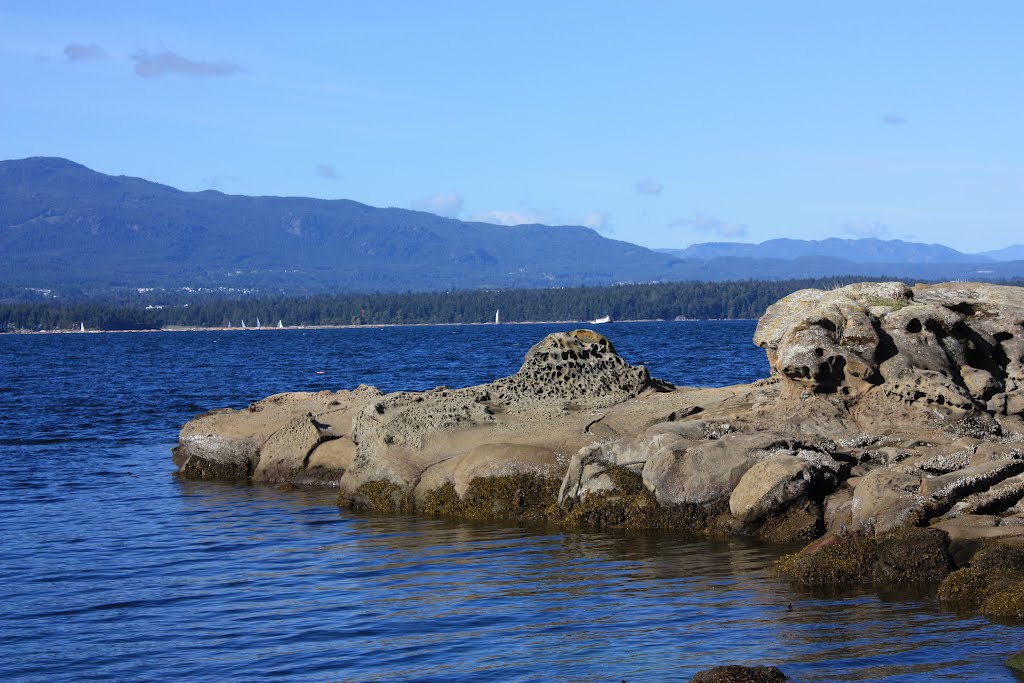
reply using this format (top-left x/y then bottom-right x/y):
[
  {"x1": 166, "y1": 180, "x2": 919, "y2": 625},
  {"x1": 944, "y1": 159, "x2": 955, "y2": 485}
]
[{"x1": 164, "y1": 479, "x2": 1024, "y2": 681}]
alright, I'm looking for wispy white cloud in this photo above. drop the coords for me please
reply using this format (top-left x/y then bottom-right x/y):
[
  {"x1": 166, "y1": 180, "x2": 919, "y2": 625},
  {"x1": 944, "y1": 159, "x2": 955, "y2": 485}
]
[
  {"x1": 471, "y1": 209, "x2": 551, "y2": 226},
  {"x1": 64, "y1": 43, "x2": 108, "y2": 62},
  {"x1": 671, "y1": 214, "x2": 748, "y2": 238},
  {"x1": 201, "y1": 175, "x2": 242, "y2": 192},
  {"x1": 842, "y1": 220, "x2": 889, "y2": 238},
  {"x1": 634, "y1": 177, "x2": 663, "y2": 195},
  {"x1": 411, "y1": 191, "x2": 463, "y2": 218},
  {"x1": 582, "y1": 211, "x2": 612, "y2": 234},
  {"x1": 132, "y1": 48, "x2": 241, "y2": 78},
  {"x1": 315, "y1": 163, "x2": 340, "y2": 180},
  {"x1": 882, "y1": 114, "x2": 908, "y2": 125}
]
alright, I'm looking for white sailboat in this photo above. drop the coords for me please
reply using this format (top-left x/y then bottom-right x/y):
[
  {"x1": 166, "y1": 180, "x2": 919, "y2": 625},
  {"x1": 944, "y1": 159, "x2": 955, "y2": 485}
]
[
  {"x1": 241, "y1": 319, "x2": 247, "y2": 329},
  {"x1": 80, "y1": 322, "x2": 85, "y2": 332},
  {"x1": 277, "y1": 320, "x2": 284, "y2": 329},
  {"x1": 256, "y1": 317, "x2": 261, "y2": 329},
  {"x1": 495, "y1": 309, "x2": 500, "y2": 324}
]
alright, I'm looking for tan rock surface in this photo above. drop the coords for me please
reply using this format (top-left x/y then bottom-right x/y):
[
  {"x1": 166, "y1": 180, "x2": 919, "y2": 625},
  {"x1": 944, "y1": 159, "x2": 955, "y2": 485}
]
[{"x1": 174, "y1": 282, "x2": 1024, "y2": 551}]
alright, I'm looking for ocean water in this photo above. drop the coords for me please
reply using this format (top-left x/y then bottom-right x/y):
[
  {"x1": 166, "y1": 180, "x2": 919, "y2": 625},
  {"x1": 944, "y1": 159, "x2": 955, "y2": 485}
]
[{"x1": 1, "y1": 321, "x2": 1021, "y2": 682}]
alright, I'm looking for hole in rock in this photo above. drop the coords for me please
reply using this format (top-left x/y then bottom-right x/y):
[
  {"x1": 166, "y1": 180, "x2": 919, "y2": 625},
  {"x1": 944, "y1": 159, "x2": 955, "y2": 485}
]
[
  {"x1": 906, "y1": 318, "x2": 922, "y2": 333},
  {"x1": 945, "y1": 302, "x2": 977, "y2": 316}
]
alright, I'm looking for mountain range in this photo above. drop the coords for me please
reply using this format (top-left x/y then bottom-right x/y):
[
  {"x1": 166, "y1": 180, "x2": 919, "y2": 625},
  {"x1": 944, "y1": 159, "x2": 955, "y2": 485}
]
[
  {"x1": 658, "y1": 238, "x2": 1013, "y2": 263},
  {"x1": 1, "y1": 156, "x2": 1022, "y2": 296}
]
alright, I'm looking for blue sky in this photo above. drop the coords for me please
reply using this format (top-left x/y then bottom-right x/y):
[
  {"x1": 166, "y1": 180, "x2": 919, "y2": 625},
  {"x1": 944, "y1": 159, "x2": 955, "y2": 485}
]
[{"x1": 2, "y1": 1, "x2": 1021, "y2": 253}]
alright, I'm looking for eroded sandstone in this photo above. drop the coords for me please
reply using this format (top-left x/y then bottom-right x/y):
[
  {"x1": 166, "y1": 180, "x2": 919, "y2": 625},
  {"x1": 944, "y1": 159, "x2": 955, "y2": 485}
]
[{"x1": 174, "y1": 283, "x2": 1024, "y2": 601}]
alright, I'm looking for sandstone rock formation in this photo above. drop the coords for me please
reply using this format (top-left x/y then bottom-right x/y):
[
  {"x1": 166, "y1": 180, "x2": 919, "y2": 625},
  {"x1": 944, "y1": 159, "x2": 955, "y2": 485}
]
[{"x1": 174, "y1": 283, "x2": 1024, "y2": 560}]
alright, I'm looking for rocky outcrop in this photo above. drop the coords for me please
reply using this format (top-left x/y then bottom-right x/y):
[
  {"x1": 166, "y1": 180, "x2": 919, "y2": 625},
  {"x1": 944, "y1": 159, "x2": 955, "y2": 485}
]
[
  {"x1": 173, "y1": 385, "x2": 382, "y2": 484},
  {"x1": 754, "y1": 281, "x2": 1024, "y2": 431},
  {"x1": 175, "y1": 330, "x2": 666, "y2": 504},
  {"x1": 174, "y1": 283, "x2": 1024, "y2": 566}
]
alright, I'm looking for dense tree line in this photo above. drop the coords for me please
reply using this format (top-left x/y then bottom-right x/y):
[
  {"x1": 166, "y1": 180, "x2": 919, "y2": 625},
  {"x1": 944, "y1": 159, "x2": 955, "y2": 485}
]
[{"x1": 3, "y1": 277, "x2": 1022, "y2": 332}]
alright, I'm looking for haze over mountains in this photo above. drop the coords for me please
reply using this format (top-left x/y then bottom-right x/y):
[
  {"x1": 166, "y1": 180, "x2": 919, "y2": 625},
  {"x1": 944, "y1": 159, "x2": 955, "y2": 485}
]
[
  {"x1": 659, "y1": 238, "x2": 1016, "y2": 263},
  {"x1": 2, "y1": 157, "x2": 1022, "y2": 297}
]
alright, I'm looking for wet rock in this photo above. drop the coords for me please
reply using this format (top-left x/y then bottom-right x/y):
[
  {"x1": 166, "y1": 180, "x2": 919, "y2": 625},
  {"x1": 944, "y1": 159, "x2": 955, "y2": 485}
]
[
  {"x1": 937, "y1": 567, "x2": 1021, "y2": 608},
  {"x1": 980, "y1": 584, "x2": 1024, "y2": 618},
  {"x1": 174, "y1": 409, "x2": 264, "y2": 479},
  {"x1": 689, "y1": 665, "x2": 789, "y2": 682},
  {"x1": 418, "y1": 472, "x2": 561, "y2": 522},
  {"x1": 179, "y1": 453, "x2": 254, "y2": 480},
  {"x1": 969, "y1": 541, "x2": 1024, "y2": 572},
  {"x1": 873, "y1": 527, "x2": 954, "y2": 583},
  {"x1": 754, "y1": 500, "x2": 825, "y2": 542},
  {"x1": 346, "y1": 479, "x2": 412, "y2": 513},
  {"x1": 938, "y1": 556, "x2": 1024, "y2": 618},
  {"x1": 777, "y1": 534, "x2": 879, "y2": 585},
  {"x1": 557, "y1": 464, "x2": 723, "y2": 531},
  {"x1": 779, "y1": 528, "x2": 953, "y2": 585},
  {"x1": 1008, "y1": 648, "x2": 1024, "y2": 674}
]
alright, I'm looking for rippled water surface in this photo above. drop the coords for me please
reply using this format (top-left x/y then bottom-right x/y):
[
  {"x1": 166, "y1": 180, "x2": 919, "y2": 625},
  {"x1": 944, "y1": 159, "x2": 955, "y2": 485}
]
[{"x1": 1, "y1": 322, "x2": 1022, "y2": 682}]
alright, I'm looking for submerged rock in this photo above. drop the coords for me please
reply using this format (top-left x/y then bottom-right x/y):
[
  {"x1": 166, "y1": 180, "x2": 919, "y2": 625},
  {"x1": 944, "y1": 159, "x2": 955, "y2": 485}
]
[
  {"x1": 1008, "y1": 648, "x2": 1024, "y2": 674},
  {"x1": 689, "y1": 665, "x2": 789, "y2": 682}
]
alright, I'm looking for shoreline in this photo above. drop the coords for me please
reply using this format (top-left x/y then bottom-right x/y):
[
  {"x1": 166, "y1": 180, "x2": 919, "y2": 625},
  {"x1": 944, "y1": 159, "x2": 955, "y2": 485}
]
[{"x1": 3, "y1": 318, "x2": 755, "y2": 335}]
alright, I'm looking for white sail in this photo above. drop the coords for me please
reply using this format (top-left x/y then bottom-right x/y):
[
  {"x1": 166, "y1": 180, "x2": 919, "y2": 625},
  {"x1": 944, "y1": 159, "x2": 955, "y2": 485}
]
[
  {"x1": 256, "y1": 317, "x2": 261, "y2": 329},
  {"x1": 80, "y1": 322, "x2": 85, "y2": 332},
  {"x1": 241, "y1": 319, "x2": 247, "y2": 329},
  {"x1": 277, "y1": 320, "x2": 283, "y2": 328},
  {"x1": 495, "y1": 309, "x2": 500, "y2": 324}
]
